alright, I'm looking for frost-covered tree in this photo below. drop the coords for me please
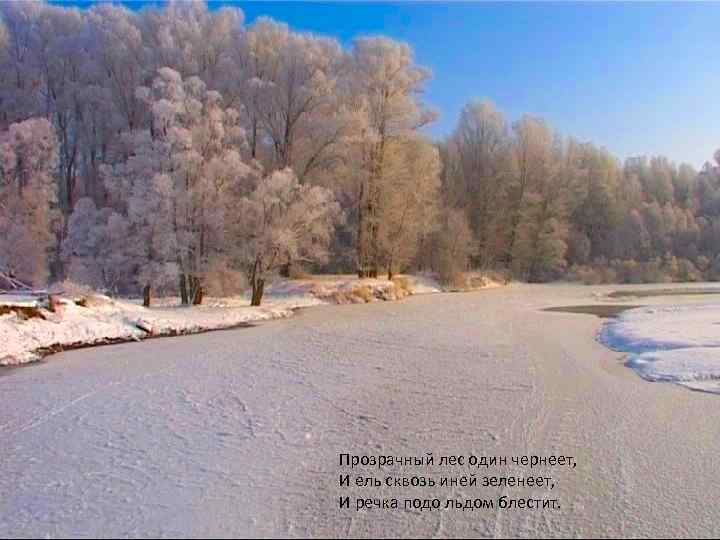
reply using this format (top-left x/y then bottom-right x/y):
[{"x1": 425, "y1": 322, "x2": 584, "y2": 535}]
[
  {"x1": 503, "y1": 115, "x2": 557, "y2": 270},
  {"x1": 140, "y1": 0, "x2": 242, "y2": 86},
  {"x1": 62, "y1": 197, "x2": 135, "y2": 293},
  {"x1": 230, "y1": 17, "x2": 350, "y2": 183},
  {"x1": 0, "y1": 1, "x2": 45, "y2": 126},
  {"x1": 0, "y1": 118, "x2": 58, "y2": 285},
  {"x1": 431, "y1": 209, "x2": 475, "y2": 286},
  {"x1": 376, "y1": 135, "x2": 441, "y2": 279},
  {"x1": 99, "y1": 67, "x2": 252, "y2": 302},
  {"x1": 85, "y1": 3, "x2": 146, "y2": 131},
  {"x1": 231, "y1": 168, "x2": 341, "y2": 305},
  {"x1": 252, "y1": 20, "x2": 341, "y2": 171},
  {"x1": 3, "y1": 0, "x2": 720, "y2": 288},
  {"x1": 448, "y1": 100, "x2": 509, "y2": 266},
  {"x1": 348, "y1": 36, "x2": 437, "y2": 277}
]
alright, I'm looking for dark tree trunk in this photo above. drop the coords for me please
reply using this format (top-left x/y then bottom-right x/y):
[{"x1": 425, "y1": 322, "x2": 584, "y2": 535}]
[
  {"x1": 143, "y1": 284, "x2": 151, "y2": 308},
  {"x1": 387, "y1": 254, "x2": 395, "y2": 281},
  {"x1": 250, "y1": 118, "x2": 258, "y2": 159},
  {"x1": 357, "y1": 180, "x2": 367, "y2": 278},
  {"x1": 179, "y1": 274, "x2": 189, "y2": 305},
  {"x1": 192, "y1": 285, "x2": 203, "y2": 305},
  {"x1": 250, "y1": 256, "x2": 265, "y2": 306},
  {"x1": 251, "y1": 277, "x2": 265, "y2": 306},
  {"x1": 191, "y1": 276, "x2": 203, "y2": 305},
  {"x1": 183, "y1": 275, "x2": 202, "y2": 305}
]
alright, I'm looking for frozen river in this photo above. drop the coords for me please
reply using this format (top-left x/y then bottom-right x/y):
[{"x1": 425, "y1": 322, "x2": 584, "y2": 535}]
[{"x1": 2, "y1": 284, "x2": 720, "y2": 538}]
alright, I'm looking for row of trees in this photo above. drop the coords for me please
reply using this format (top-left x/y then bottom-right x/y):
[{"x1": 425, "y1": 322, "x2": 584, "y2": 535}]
[
  {"x1": 441, "y1": 101, "x2": 720, "y2": 282},
  {"x1": 1, "y1": 1, "x2": 719, "y2": 303},
  {"x1": 0, "y1": 1, "x2": 440, "y2": 303}
]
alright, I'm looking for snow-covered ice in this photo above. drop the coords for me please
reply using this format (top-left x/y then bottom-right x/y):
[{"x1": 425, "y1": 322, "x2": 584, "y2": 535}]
[
  {"x1": 599, "y1": 303, "x2": 720, "y2": 393},
  {"x1": 4, "y1": 283, "x2": 720, "y2": 537}
]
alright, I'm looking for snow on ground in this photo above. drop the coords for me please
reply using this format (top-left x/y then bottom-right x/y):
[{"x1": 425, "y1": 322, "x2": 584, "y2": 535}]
[
  {"x1": 599, "y1": 303, "x2": 720, "y2": 393},
  {"x1": 0, "y1": 275, "x2": 447, "y2": 366},
  {"x1": 0, "y1": 295, "x2": 308, "y2": 366},
  {"x1": 407, "y1": 273, "x2": 445, "y2": 294},
  {"x1": 0, "y1": 294, "x2": 43, "y2": 308}
]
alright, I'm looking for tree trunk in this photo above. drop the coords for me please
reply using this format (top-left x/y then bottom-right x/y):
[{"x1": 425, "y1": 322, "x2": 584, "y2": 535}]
[
  {"x1": 363, "y1": 128, "x2": 386, "y2": 280},
  {"x1": 190, "y1": 276, "x2": 203, "y2": 305},
  {"x1": 179, "y1": 274, "x2": 189, "y2": 305},
  {"x1": 357, "y1": 179, "x2": 367, "y2": 278},
  {"x1": 143, "y1": 284, "x2": 151, "y2": 308},
  {"x1": 192, "y1": 284, "x2": 204, "y2": 305},
  {"x1": 250, "y1": 117, "x2": 258, "y2": 159},
  {"x1": 251, "y1": 277, "x2": 265, "y2": 306},
  {"x1": 368, "y1": 211, "x2": 379, "y2": 279},
  {"x1": 250, "y1": 256, "x2": 265, "y2": 306},
  {"x1": 358, "y1": 214, "x2": 378, "y2": 278},
  {"x1": 184, "y1": 275, "x2": 203, "y2": 305}
]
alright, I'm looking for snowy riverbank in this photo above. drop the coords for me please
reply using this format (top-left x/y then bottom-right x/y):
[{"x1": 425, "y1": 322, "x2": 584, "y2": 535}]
[
  {"x1": 0, "y1": 275, "x2": 447, "y2": 366},
  {"x1": 599, "y1": 303, "x2": 720, "y2": 393}
]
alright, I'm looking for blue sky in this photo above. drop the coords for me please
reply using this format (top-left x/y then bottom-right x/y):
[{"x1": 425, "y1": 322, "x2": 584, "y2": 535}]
[{"x1": 62, "y1": 1, "x2": 720, "y2": 168}]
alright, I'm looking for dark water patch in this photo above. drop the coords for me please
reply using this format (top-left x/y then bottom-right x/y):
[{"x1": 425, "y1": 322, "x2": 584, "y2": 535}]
[{"x1": 543, "y1": 304, "x2": 644, "y2": 319}]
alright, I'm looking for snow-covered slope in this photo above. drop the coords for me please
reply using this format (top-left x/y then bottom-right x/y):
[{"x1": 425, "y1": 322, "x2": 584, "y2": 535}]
[
  {"x1": 0, "y1": 295, "x2": 311, "y2": 366},
  {"x1": 0, "y1": 275, "x2": 447, "y2": 366},
  {"x1": 599, "y1": 303, "x2": 720, "y2": 393}
]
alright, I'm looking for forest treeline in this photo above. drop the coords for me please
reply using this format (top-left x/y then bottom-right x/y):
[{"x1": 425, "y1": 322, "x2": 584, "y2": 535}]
[{"x1": 1, "y1": 1, "x2": 719, "y2": 304}]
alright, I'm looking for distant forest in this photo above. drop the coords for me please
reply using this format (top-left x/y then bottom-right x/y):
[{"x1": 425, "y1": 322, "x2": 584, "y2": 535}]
[{"x1": 2, "y1": 1, "x2": 719, "y2": 302}]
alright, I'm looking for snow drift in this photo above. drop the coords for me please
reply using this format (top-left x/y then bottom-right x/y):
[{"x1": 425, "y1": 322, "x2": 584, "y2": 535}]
[{"x1": 599, "y1": 303, "x2": 720, "y2": 393}]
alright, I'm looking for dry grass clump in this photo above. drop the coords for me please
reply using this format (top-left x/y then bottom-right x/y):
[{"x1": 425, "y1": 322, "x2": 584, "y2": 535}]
[
  {"x1": 391, "y1": 276, "x2": 411, "y2": 297},
  {"x1": 442, "y1": 271, "x2": 469, "y2": 291},
  {"x1": 351, "y1": 284, "x2": 375, "y2": 302},
  {"x1": 0, "y1": 303, "x2": 45, "y2": 319},
  {"x1": 328, "y1": 288, "x2": 370, "y2": 304}
]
